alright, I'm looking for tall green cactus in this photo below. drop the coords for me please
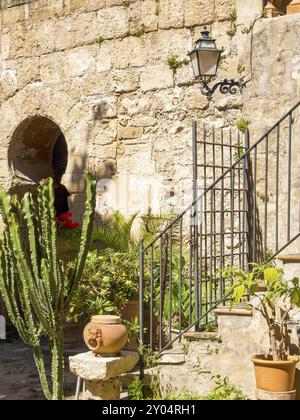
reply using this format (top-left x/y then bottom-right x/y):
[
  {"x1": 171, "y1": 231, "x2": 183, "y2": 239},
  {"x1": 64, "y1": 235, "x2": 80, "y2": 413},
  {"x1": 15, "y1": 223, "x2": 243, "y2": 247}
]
[{"x1": 0, "y1": 173, "x2": 96, "y2": 400}]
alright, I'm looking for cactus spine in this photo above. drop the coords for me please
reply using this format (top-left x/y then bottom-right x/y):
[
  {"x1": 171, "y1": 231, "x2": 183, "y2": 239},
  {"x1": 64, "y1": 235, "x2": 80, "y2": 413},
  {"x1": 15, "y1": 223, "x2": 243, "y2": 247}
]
[{"x1": 0, "y1": 173, "x2": 96, "y2": 400}]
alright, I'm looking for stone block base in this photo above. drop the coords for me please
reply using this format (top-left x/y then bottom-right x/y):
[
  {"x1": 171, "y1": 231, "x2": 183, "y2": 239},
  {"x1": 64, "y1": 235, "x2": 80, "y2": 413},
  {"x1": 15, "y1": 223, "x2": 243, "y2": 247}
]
[
  {"x1": 83, "y1": 378, "x2": 120, "y2": 400},
  {"x1": 69, "y1": 351, "x2": 139, "y2": 400}
]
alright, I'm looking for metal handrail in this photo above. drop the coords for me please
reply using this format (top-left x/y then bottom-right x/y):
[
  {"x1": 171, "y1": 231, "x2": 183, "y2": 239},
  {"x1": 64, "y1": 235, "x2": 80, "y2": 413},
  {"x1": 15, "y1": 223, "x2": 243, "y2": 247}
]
[{"x1": 139, "y1": 99, "x2": 300, "y2": 355}]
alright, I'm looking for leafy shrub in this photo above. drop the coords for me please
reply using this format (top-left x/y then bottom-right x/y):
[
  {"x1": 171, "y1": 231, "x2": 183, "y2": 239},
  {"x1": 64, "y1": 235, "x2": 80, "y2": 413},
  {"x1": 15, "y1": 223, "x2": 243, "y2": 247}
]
[
  {"x1": 67, "y1": 249, "x2": 139, "y2": 323},
  {"x1": 204, "y1": 376, "x2": 248, "y2": 400}
]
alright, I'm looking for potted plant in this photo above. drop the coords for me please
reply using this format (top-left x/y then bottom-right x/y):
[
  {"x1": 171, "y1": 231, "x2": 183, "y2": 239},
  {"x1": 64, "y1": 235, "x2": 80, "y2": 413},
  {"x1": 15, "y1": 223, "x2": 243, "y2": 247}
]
[{"x1": 223, "y1": 263, "x2": 300, "y2": 397}]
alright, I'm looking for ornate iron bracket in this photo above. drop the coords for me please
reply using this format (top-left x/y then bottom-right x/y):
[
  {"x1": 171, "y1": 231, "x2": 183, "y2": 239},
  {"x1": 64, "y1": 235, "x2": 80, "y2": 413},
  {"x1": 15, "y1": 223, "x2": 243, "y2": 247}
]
[{"x1": 200, "y1": 78, "x2": 242, "y2": 100}]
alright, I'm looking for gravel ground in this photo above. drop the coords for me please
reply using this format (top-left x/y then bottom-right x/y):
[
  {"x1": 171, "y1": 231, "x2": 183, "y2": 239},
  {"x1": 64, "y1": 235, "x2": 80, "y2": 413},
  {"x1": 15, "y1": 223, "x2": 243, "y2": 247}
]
[{"x1": 0, "y1": 340, "x2": 83, "y2": 400}]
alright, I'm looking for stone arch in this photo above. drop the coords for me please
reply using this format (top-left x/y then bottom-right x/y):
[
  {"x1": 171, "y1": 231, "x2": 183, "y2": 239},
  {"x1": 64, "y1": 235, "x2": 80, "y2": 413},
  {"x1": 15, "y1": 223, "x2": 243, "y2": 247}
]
[{"x1": 8, "y1": 116, "x2": 68, "y2": 195}]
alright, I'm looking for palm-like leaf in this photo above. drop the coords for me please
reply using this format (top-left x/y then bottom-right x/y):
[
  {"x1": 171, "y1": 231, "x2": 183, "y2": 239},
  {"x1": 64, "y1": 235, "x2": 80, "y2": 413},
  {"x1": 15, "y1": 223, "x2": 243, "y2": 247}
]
[{"x1": 92, "y1": 212, "x2": 139, "y2": 252}]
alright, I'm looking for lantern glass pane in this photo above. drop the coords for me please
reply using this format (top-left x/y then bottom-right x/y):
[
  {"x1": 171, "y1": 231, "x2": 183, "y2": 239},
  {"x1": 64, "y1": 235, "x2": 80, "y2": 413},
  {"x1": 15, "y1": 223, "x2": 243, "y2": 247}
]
[
  {"x1": 190, "y1": 50, "x2": 200, "y2": 78},
  {"x1": 199, "y1": 50, "x2": 220, "y2": 77},
  {"x1": 199, "y1": 40, "x2": 216, "y2": 49}
]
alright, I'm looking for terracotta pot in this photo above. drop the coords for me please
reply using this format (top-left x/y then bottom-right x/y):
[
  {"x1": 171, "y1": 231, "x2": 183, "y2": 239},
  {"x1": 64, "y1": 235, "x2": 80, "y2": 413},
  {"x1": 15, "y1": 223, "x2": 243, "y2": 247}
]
[
  {"x1": 251, "y1": 355, "x2": 298, "y2": 393},
  {"x1": 83, "y1": 315, "x2": 128, "y2": 356}
]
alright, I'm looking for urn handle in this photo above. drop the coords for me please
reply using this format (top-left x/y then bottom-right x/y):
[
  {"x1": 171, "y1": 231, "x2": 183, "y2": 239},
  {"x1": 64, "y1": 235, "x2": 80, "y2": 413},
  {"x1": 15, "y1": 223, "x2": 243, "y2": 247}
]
[{"x1": 87, "y1": 325, "x2": 103, "y2": 352}]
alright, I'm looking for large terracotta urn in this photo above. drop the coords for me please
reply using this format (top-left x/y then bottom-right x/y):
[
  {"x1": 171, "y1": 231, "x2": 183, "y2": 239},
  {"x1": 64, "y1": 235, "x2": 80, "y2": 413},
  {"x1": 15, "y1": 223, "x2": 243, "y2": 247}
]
[{"x1": 83, "y1": 315, "x2": 128, "y2": 356}]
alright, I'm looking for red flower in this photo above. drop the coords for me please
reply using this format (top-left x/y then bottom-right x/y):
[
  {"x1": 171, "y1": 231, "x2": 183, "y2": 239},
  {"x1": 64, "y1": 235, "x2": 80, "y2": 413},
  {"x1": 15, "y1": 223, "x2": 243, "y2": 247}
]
[
  {"x1": 57, "y1": 212, "x2": 73, "y2": 222},
  {"x1": 63, "y1": 221, "x2": 80, "y2": 230}
]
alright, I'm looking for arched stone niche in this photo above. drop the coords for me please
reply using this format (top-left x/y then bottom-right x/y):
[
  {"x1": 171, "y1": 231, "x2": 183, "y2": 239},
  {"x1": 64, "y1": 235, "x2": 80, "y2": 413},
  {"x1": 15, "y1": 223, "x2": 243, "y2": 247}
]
[{"x1": 8, "y1": 116, "x2": 68, "y2": 195}]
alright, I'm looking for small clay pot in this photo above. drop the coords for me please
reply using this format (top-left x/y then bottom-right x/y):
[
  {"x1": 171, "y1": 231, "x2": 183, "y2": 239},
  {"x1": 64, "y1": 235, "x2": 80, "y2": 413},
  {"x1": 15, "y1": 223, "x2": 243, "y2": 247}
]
[{"x1": 83, "y1": 315, "x2": 128, "y2": 356}]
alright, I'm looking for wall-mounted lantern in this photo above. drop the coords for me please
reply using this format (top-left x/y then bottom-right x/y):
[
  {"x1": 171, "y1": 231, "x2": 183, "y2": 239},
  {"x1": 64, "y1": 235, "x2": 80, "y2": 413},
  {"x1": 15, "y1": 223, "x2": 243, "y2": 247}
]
[{"x1": 188, "y1": 27, "x2": 241, "y2": 100}]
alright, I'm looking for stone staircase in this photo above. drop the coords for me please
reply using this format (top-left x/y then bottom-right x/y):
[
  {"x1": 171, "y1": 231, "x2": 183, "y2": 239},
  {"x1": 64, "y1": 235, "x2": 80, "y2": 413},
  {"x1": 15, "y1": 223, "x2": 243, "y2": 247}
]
[{"x1": 137, "y1": 256, "x2": 300, "y2": 400}]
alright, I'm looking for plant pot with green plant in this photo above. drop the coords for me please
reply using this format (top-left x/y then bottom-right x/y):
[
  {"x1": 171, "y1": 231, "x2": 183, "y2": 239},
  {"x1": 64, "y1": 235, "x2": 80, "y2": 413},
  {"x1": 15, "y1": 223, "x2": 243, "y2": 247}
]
[{"x1": 223, "y1": 263, "x2": 300, "y2": 398}]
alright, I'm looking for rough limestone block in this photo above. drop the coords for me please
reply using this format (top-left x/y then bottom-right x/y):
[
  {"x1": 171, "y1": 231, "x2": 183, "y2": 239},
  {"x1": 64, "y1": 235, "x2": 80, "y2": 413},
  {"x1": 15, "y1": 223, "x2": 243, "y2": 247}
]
[
  {"x1": 140, "y1": 64, "x2": 173, "y2": 92},
  {"x1": 83, "y1": 378, "x2": 121, "y2": 400},
  {"x1": 118, "y1": 126, "x2": 144, "y2": 140},
  {"x1": 0, "y1": 316, "x2": 6, "y2": 340},
  {"x1": 184, "y1": 0, "x2": 214, "y2": 27},
  {"x1": 69, "y1": 351, "x2": 139, "y2": 381}
]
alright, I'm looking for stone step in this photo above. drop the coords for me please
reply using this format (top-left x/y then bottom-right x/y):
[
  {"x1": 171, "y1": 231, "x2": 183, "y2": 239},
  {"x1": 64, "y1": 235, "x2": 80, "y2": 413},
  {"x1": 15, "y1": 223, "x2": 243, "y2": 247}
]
[
  {"x1": 121, "y1": 368, "x2": 153, "y2": 389},
  {"x1": 183, "y1": 331, "x2": 219, "y2": 342},
  {"x1": 157, "y1": 347, "x2": 185, "y2": 365}
]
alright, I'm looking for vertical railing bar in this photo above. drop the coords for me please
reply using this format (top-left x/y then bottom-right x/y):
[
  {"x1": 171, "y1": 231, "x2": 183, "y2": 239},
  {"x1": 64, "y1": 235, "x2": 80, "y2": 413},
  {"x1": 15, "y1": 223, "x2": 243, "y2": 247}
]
[
  {"x1": 169, "y1": 226, "x2": 173, "y2": 342},
  {"x1": 242, "y1": 130, "x2": 249, "y2": 269},
  {"x1": 287, "y1": 113, "x2": 292, "y2": 243},
  {"x1": 264, "y1": 135, "x2": 269, "y2": 260},
  {"x1": 192, "y1": 120, "x2": 198, "y2": 203},
  {"x1": 199, "y1": 195, "x2": 203, "y2": 320},
  {"x1": 245, "y1": 130, "x2": 250, "y2": 268},
  {"x1": 203, "y1": 125, "x2": 208, "y2": 322},
  {"x1": 193, "y1": 120, "x2": 200, "y2": 327},
  {"x1": 229, "y1": 129, "x2": 234, "y2": 267},
  {"x1": 189, "y1": 209, "x2": 193, "y2": 325},
  {"x1": 212, "y1": 126, "x2": 217, "y2": 306},
  {"x1": 179, "y1": 219, "x2": 183, "y2": 337},
  {"x1": 150, "y1": 245, "x2": 154, "y2": 351},
  {"x1": 276, "y1": 124, "x2": 280, "y2": 252},
  {"x1": 237, "y1": 130, "x2": 242, "y2": 267},
  {"x1": 139, "y1": 242, "x2": 145, "y2": 368},
  {"x1": 253, "y1": 146, "x2": 257, "y2": 262},
  {"x1": 220, "y1": 128, "x2": 225, "y2": 301},
  {"x1": 159, "y1": 237, "x2": 163, "y2": 351},
  {"x1": 210, "y1": 189, "x2": 213, "y2": 311}
]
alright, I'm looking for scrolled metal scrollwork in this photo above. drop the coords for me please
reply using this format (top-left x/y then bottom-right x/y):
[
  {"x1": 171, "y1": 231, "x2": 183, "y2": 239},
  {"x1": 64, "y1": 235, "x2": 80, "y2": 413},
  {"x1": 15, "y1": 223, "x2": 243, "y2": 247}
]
[{"x1": 200, "y1": 78, "x2": 242, "y2": 100}]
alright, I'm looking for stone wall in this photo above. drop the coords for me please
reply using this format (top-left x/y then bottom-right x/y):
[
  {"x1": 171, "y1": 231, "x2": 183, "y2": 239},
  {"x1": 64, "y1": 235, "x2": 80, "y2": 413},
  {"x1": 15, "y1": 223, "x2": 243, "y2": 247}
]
[
  {"x1": 0, "y1": 0, "x2": 241, "y2": 223},
  {"x1": 239, "y1": 14, "x2": 300, "y2": 255}
]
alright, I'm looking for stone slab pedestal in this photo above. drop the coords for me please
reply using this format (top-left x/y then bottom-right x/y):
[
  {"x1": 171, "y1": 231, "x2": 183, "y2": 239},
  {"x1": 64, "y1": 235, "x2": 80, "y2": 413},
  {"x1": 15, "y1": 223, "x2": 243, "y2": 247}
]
[{"x1": 69, "y1": 351, "x2": 139, "y2": 400}]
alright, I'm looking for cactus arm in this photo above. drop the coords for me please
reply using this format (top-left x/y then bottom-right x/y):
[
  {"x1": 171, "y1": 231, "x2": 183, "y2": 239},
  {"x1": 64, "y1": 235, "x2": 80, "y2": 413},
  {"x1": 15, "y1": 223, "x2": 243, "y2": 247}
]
[
  {"x1": 38, "y1": 179, "x2": 59, "y2": 300},
  {"x1": 64, "y1": 173, "x2": 96, "y2": 309},
  {"x1": 21, "y1": 193, "x2": 40, "y2": 281},
  {"x1": 0, "y1": 238, "x2": 32, "y2": 344},
  {"x1": 33, "y1": 346, "x2": 51, "y2": 400},
  {"x1": 8, "y1": 212, "x2": 51, "y2": 335}
]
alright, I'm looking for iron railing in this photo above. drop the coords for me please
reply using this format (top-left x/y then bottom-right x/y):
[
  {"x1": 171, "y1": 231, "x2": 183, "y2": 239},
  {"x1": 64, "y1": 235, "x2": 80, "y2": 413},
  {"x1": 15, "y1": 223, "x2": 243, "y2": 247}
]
[{"x1": 139, "y1": 99, "x2": 300, "y2": 354}]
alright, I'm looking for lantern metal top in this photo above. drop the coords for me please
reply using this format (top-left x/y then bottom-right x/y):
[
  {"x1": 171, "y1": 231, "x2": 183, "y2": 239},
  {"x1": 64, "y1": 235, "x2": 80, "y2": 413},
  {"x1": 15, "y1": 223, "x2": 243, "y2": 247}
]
[{"x1": 189, "y1": 27, "x2": 224, "y2": 54}]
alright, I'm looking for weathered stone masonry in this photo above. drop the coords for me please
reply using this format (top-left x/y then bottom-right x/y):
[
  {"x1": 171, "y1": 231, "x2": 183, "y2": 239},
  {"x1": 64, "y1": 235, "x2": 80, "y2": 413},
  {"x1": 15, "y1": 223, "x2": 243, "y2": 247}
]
[{"x1": 0, "y1": 0, "x2": 241, "y2": 222}]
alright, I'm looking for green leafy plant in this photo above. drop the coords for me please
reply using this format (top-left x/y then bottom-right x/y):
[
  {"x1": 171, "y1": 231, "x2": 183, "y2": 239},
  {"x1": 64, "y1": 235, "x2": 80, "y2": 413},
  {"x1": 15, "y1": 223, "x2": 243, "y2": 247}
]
[
  {"x1": 92, "y1": 212, "x2": 139, "y2": 253},
  {"x1": 167, "y1": 55, "x2": 188, "y2": 73},
  {"x1": 204, "y1": 376, "x2": 248, "y2": 400},
  {"x1": 155, "y1": 4, "x2": 161, "y2": 16},
  {"x1": 223, "y1": 263, "x2": 300, "y2": 361},
  {"x1": 128, "y1": 377, "x2": 144, "y2": 400},
  {"x1": 130, "y1": 24, "x2": 146, "y2": 37},
  {"x1": 236, "y1": 118, "x2": 250, "y2": 133},
  {"x1": 91, "y1": 210, "x2": 167, "y2": 254},
  {"x1": 0, "y1": 173, "x2": 96, "y2": 400},
  {"x1": 67, "y1": 249, "x2": 140, "y2": 323},
  {"x1": 226, "y1": 9, "x2": 237, "y2": 38},
  {"x1": 237, "y1": 63, "x2": 246, "y2": 75}
]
